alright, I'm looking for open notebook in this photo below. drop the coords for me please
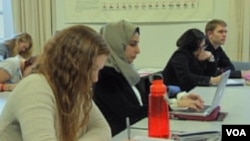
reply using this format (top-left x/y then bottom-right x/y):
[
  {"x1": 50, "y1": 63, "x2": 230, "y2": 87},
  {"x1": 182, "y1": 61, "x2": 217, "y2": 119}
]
[{"x1": 170, "y1": 70, "x2": 230, "y2": 117}]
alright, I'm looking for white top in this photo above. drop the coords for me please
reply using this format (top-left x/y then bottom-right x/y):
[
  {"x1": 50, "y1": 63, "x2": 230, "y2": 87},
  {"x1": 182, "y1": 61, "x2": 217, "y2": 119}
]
[
  {"x1": 0, "y1": 74, "x2": 112, "y2": 141},
  {"x1": 0, "y1": 55, "x2": 22, "y2": 83},
  {"x1": 132, "y1": 85, "x2": 143, "y2": 106}
]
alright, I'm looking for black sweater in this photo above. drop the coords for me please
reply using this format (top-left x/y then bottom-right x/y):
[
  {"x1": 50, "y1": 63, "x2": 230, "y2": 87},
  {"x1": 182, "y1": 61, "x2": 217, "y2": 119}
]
[
  {"x1": 162, "y1": 49, "x2": 217, "y2": 92},
  {"x1": 93, "y1": 66, "x2": 148, "y2": 136},
  {"x1": 205, "y1": 40, "x2": 241, "y2": 78}
]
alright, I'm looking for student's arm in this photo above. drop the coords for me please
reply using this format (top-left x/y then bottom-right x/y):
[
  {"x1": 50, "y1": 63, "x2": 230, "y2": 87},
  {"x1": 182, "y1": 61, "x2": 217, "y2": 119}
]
[
  {"x1": 6, "y1": 75, "x2": 58, "y2": 141},
  {"x1": 217, "y1": 48, "x2": 235, "y2": 71},
  {"x1": 0, "y1": 69, "x2": 11, "y2": 82},
  {"x1": 0, "y1": 83, "x2": 16, "y2": 92},
  {"x1": 0, "y1": 56, "x2": 21, "y2": 83},
  {"x1": 169, "y1": 91, "x2": 204, "y2": 111},
  {"x1": 93, "y1": 67, "x2": 147, "y2": 120},
  {"x1": 216, "y1": 48, "x2": 243, "y2": 78},
  {"x1": 0, "y1": 44, "x2": 8, "y2": 61},
  {"x1": 79, "y1": 102, "x2": 112, "y2": 141},
  {"x1": 11, "y1": 75, "x2": 110, "y2": 141},
  {"x1": 169, "y1": 92, "x2": 188, "y2": 109},
  {"x1": 201, "y1": 55, "x2": 217, "y2": 76},
  {"x1": 171, "y1": 53, "x2": 211, "y2": 86}
]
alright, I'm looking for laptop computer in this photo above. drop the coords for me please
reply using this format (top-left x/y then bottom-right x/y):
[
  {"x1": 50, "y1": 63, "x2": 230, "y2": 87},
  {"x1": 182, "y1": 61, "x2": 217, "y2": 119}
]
[
  {"x1": 226, "y1": 79, "x2": 245, "y2": 86},
  {"x1": 170, "y1": 70, "x2": 231, "y2": 117},
  {"x1": 211, "y1": 78, "x2": 245, "y2": 86}
]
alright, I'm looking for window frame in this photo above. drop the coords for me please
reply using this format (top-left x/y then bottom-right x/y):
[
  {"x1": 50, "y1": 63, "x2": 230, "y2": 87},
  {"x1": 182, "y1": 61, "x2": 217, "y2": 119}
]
[{"x1": 0, "y1": 0, "x2": 14, "y2": 39}]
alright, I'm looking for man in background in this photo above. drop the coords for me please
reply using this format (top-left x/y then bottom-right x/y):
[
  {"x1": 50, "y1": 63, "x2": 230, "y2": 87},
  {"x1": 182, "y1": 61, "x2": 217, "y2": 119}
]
[{"x1": 205, "y1": 19, "x2": 250, "y2": 79}]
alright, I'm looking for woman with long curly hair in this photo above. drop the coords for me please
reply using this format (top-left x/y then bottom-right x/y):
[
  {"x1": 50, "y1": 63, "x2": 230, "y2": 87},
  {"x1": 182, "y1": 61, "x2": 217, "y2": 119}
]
[
  {"x1": 0, "y1": 25, "x2": 112, "y2": 141},
  {"x1": 0, "y1": 32, "x2": 33, "y2": 61}
]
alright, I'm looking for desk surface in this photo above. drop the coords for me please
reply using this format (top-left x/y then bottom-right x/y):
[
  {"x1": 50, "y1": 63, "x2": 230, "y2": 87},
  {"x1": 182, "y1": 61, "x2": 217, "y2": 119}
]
[
  {"x1": 112, "y1": 85, "x2": 250, "y2": 141},
  {"x1": 0, "y1": 92, "x2": 10, "y2": 115},
  {"x1": 1, "y1": 85, "x2": 249, "y2": 141},
  {"x1": 137, "y1": 68, "x2": 162, "y2": 77}
]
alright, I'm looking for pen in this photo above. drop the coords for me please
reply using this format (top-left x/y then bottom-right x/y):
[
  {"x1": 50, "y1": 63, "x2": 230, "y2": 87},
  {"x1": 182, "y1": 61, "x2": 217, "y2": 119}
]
[{"x1": 126, "y1": 117, "x2": 131, "y2": 140}]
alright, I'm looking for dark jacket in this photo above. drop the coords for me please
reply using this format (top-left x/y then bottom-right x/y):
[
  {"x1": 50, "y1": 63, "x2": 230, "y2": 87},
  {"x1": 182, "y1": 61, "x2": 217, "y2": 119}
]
[
  {"x1": 93, "y1": 66, "x2": 148, "y2": 136},
  {"x1": 205, "y1": 40, "x2": 241, "y2": 78},
  {"x1": 162, "y1": 49, "x2": 217, "y2": 92}
]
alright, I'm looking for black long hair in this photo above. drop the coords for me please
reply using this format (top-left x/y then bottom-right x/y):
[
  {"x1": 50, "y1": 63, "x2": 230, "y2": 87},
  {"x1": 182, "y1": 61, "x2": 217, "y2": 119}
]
[{"x1": 176, "y1": 28, "x2": 206, "y2": 52}]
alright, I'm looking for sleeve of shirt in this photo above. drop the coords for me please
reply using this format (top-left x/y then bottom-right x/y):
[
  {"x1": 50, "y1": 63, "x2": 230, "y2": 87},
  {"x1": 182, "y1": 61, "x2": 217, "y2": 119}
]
[
  {"x1": 169, "y1": 91, "x2": 188, "y2": 109},
  {"x1": 17, "y1": 76, "x2": 111, "y2": 141},
  {"x1": 9, "y1": 75, "x2": 58, "y2": 141},
  {"x1": 79, "y1": 102, "x2": 112, "y2": 141},
  {"x1": 172, "y1": 53, "x2": 211, "y2": 86},
  {"x1": 2, "y1": 75, "x2": 111, "y2": 141},
  {"x1": 217, "y1": 48, "x2": 235, "y2": 71},
  {"x1": 0, "y1": 44, "x2": 8, "y2": 61},
  {"x1": 0, "y1": 57, "x2": 20, "y2": 77},
  {"x1": 216, "y1": 48, "x2": 242, "y2": 78},
  {"x1": 202, "y1": 61, "x2": 217, "y2": 76}
]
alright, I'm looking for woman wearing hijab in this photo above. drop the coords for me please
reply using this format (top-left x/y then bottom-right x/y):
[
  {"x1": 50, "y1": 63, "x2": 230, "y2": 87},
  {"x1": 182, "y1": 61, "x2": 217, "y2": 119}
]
[{"x1": 93, "y1": 20, "x2": 204, "y2": 136}]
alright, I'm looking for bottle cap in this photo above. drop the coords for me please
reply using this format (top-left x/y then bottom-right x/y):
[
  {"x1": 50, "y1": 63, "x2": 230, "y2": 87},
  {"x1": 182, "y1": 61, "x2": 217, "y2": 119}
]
[
  {"x1": 150, "y1": 74, "x2": 167, "y2": 94},
  {"x1": 149, "y1": 73, "x2": 163, "y2": 83}
]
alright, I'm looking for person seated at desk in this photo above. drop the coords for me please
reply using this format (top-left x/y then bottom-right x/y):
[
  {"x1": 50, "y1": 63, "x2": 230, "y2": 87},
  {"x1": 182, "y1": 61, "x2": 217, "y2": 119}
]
[
  {"x1": 162, "y1": 28, "x2": 222, "y2": 92},
  {"x1": 205, "y1": 19, "x2": 250, "y2": 79},
  {"x1": 0, "y1": 32, "x2": 33, "y2": 61},
  {"x1": 0, "y1": 55, "x2": 39, "y2": 91},
  {"x1": 0, "y1": 25, "x2": 112, "y2": 141},
  {"x1": 93, "y1": 20, "x2": 204, "y2": 136}
]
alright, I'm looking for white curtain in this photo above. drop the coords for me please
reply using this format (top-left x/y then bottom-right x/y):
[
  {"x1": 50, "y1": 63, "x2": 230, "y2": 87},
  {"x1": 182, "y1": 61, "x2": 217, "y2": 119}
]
[
  {"x1": 226, "y1": 0, "x2": 250, "y2": 61},
  {"x1": 11, "y1": 0, "x2": 55, "y2": 55}
]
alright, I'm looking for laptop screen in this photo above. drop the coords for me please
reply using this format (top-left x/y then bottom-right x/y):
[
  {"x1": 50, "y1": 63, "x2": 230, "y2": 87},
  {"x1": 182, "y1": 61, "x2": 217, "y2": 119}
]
[{"x1": 210, "y1": 70, "x2": 231, "y2": 109}]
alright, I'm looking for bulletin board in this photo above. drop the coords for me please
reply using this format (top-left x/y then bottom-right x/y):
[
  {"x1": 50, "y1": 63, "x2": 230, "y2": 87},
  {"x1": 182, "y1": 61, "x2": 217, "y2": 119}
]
[{"x1": 64, "y1": 0, "x2": 214, "y2": 23}]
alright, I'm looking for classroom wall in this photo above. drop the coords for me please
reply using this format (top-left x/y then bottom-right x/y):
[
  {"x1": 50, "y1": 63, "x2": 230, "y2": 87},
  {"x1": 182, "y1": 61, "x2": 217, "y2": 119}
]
[{"x1": 55, "y1": 0, "x2": 230, "y2": 69}]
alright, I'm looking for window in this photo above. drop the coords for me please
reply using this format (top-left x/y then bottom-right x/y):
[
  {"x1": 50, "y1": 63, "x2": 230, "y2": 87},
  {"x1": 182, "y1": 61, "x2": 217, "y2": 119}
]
[
  {"x1": 0, "y1": 0, "x2": 4, "y2": 38},
  {"x1": 0, "y1": 0, "x2": 13, "y2": 39}
]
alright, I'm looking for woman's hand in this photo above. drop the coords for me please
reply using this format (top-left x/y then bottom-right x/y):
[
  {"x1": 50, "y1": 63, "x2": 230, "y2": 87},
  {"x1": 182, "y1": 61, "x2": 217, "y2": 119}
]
[
  {"x1": 177, "y1": 93, "x2": 205, "y2": 111},
  {"x1": 242, "y1": 70, "x2": 250, "y2": 80},
  {"x1": 198, "y1": 50, "x2": 213, "y2": 61},
  {"x1": 210, "y1": 75, "x2": 222, "y2": 85}
]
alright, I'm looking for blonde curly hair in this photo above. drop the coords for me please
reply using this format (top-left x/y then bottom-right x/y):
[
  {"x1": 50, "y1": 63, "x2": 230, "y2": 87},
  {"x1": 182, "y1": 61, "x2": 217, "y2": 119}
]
[
  {"x1": 37, "y1": 25, "x2": 110, "y2": 141},
  {"x1": 4, "y1": 32, "x2": 33, "y2": 58}
]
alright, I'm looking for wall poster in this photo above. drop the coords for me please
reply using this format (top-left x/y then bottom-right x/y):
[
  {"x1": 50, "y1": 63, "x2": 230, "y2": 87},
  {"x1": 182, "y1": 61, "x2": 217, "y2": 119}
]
[{"x1": 64, "y1": 0, "x2": 214, "y2": 23}]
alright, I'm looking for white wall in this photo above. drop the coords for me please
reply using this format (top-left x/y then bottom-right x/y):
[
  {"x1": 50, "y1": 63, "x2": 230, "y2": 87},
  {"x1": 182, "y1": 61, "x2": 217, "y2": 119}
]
[{"x1": 55, "y1": 0, "x2": 230, "y2": 69}]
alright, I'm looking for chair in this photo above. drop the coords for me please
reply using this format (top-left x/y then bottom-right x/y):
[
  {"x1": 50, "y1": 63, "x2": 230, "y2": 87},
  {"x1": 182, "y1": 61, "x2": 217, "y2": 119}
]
[{"x1": 232, "y1": 61, "x2": 250, "y2": 70}]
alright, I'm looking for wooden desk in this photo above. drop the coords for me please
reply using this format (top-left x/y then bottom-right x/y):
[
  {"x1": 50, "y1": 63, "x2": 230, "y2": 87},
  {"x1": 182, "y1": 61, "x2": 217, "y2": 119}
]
[{"x1": 112, "y1": 85, "x2": 250, "y2": 141}]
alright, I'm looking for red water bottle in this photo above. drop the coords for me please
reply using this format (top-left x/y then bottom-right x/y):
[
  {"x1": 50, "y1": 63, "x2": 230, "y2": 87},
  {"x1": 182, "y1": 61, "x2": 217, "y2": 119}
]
[{"x1": 148, "y1": 75, "x2": 170, "y2": 138}]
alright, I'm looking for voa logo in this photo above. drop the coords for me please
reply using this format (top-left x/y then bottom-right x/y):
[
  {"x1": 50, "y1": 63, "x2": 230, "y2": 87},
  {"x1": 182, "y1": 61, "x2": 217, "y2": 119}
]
[{"x1": 226, "y1": 129, "x2": 246, "y2": 136}]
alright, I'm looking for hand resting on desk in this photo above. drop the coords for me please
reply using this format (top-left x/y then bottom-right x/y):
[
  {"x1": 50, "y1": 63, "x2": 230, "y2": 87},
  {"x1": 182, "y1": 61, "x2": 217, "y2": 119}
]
[
  {"x1": 176, "y1": 93, "x2": 205, "y2": 111},
  {"x1": 242, "y1": 70, "x2": 250, "y2": 81}
]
